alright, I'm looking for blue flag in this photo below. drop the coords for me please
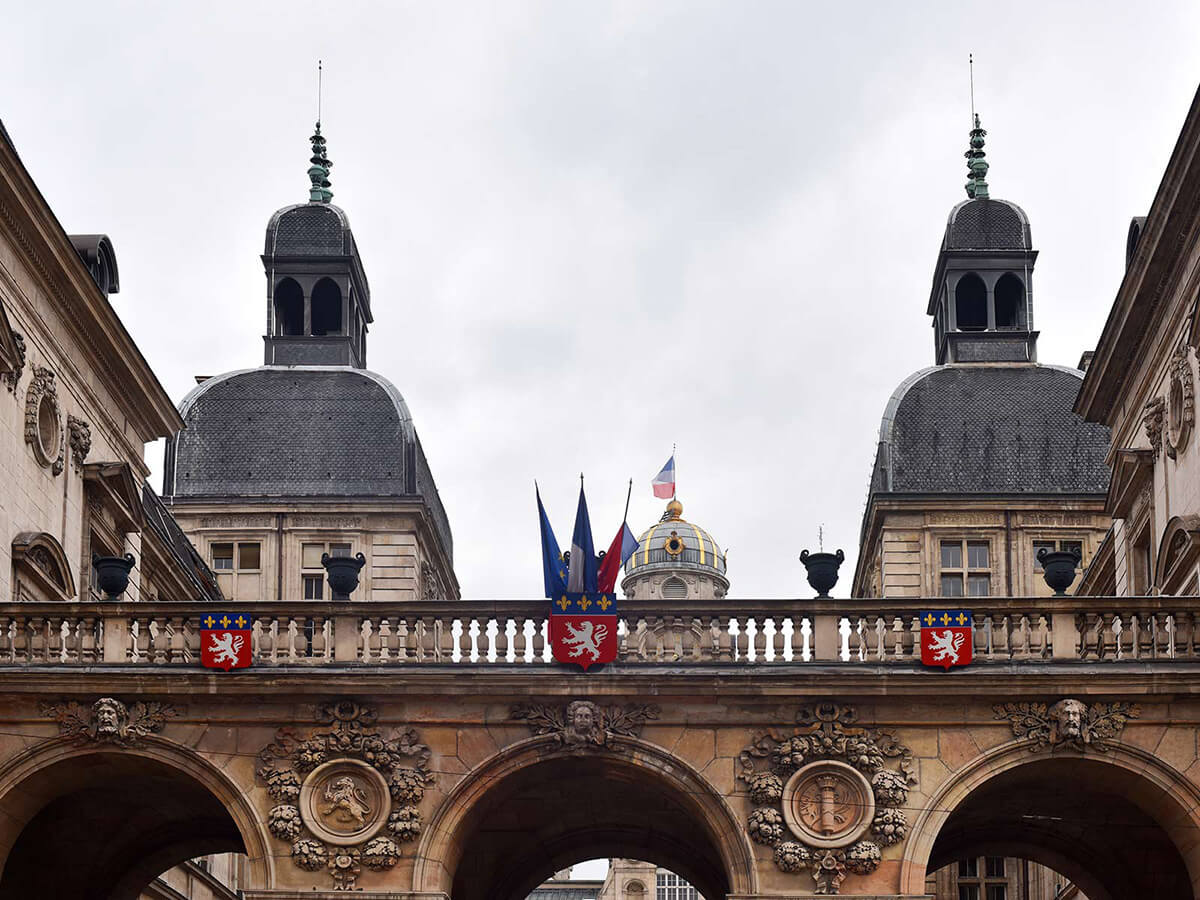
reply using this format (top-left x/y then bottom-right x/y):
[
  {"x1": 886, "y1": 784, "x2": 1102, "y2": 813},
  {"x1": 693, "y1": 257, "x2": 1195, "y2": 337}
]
[
  {"x1": 536, "y1": 486, "x2": 568, "y2": 597},
  {"x1": 567, "y1": 484, "x2": 598, "y2": 593}
]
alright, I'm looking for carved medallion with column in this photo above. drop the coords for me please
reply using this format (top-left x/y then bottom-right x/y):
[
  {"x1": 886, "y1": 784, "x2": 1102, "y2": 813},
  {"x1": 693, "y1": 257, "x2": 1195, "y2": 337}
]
[{"x1": 737, "y1": 702, "x2": 916, "y2": 894}]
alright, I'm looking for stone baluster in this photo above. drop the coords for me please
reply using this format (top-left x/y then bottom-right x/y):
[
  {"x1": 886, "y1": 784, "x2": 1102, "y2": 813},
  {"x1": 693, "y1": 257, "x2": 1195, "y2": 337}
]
[
  {"x1": 457, "y1": 618, "x2": 472, "y2": 663},
  {"x1": 376, "y1": 618, "x2": 391, "y2": 661},
  {"x1": 475, "y1": 618, "x2": 491, "y2": 663},
  {"x1": 512, "y1": 617, "x2": 527, "y2": 664},
  {"x1": 531, "y1": 617, "x2": 545, "y2": 663},
  {"x1": 438, "y1": 617, "x2": 454, "y2": 662},
  {"x1": 494, "y1": 618, "x2": 508, "y2": 663}
]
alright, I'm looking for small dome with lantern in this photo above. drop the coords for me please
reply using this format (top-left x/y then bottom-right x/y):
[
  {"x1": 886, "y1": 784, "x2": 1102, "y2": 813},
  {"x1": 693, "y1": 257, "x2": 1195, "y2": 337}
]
[{"x1": 621, "y1": 499, "x2": 729, "y2": 600}]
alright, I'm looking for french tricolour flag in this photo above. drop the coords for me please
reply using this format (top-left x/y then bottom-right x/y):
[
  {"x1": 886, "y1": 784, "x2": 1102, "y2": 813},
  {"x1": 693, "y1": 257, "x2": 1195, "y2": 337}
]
[{"x1": 652, "y1": 454, "x2": 676, "y2": 499}]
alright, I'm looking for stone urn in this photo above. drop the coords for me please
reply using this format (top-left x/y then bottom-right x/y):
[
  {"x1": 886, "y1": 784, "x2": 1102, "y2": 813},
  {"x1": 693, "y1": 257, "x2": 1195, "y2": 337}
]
[
  {"x1": 1039, "y1": 547, "x2": 1081, "y2": 596},
  {"x1": 322, "y1": 552, "x2": 366, "y2": 599},
  {"x1": 800, "y1": 549, "x2": 845, "y2": 598},
  {"x1": 92, "y1": 553, "x2": 135, "y2": 599}
]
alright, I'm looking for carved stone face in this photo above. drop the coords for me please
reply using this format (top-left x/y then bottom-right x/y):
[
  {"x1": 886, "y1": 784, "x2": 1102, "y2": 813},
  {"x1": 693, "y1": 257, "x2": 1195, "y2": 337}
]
[
  {"x1": 1052, "y1": 699, "x2": 1086, "y2": 738},
  {"x1": 92, "y1": 698, "x2": 124, "y2": 736},
  {"x1": 566, "y1": 701, "x2": 599, "y2": 741}
]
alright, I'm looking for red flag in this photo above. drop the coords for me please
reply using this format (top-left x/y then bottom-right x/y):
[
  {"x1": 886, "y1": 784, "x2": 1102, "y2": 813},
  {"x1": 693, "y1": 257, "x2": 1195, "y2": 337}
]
[{"x1": 597, "y1": 522, "x2": 637, "y2": 592}]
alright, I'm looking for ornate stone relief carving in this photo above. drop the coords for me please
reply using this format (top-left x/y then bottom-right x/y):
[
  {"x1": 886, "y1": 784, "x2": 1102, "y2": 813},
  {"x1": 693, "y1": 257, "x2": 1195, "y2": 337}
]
[
  {"x1": 1166, "y1": 338, "x2": 1196, "y2": 458},
  {"x1": 3, "y1": 331, "x2": 25, "y2": 392},
  {"x1": 257, "y1": 700, "x2": 432, "y2": 891},
  {"x1": 737, "y1": 702, "x2": 915, "y2": 894},
  {"x1": 1144, "y1": 395, "x2": 1166, "y2": 457},
  {"x1": 994, "y1": 698, "x2": 1140, "y2": 752},
  {"x1": 420, "y1": 560, "x2": 443, "y2": 602},
  {"x1": 41, "y1": 697, "x2": 181, "y2": 745},
  {"x1": 67, "y1": 414, "x2": 91, "y2": 470},
  {"x1": 510, "y1": 699, "x2": 660, "y2": 750},
  {"x1": 24, "y1": 365, "x2": 65, "y2": 475}
]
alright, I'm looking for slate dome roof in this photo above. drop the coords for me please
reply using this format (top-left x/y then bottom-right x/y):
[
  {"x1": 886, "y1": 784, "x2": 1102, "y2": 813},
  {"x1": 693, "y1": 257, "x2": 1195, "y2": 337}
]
[
  {"x1": 164, "y1": 366, "x2": 451, "y2": 556},
  {"x1": 869, "y1": 365, "x2": 1111, "y2": 497},
  {"x1": 265, "y1": 202, "x2": 356, "y2": 257},
  {"x1": 944, "y1": 197, "x2": 1031, "y2": 251},
  {"x1": 624, "y1": 500, "x2": 727, "y2": 579}
]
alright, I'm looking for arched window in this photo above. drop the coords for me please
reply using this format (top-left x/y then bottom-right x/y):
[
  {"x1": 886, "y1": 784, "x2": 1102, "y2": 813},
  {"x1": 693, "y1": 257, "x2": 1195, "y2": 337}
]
[
  {"x1": 274, "y1": 278, "x2": 304, "y2": 336},
  {"x1": 311, "y1": 278, "x2": 342, "y2": 336},
  {"x1": 662, "y1": 577, "x2": 687, "y2": 599},
  {"x1": 955, "y1": 274, "x2": 987, "y2": 331},
  {"x1": 994, "y1": 273, "x2": 1025, "y2": 329}
]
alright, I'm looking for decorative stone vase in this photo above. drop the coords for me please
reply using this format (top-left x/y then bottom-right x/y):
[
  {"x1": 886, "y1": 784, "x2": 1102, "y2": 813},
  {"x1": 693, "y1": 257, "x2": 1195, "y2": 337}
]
[
  {"x1": 1039, "y1": 548, "x2": 1080, "y2": 596},
  {"x1": 800, "y1": 549, "x2": 844, "y2": 598},
  {"x1": 92, "y1": 553, "x2": 135, "y2": 598},
  {"x1": 322, "y1": 552, "x2": 367, "y2": 599}
]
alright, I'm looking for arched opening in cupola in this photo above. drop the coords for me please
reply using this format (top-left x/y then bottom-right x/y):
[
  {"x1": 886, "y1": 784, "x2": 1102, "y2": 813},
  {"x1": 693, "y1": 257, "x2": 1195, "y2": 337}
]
[
  {"x1": 274, "y1": 278, "x2": 304, "y2": 336},
  {"x1": 994, "y1": 273, "x2": 1025, "y2": 328},
  {"x1": 955, "y1": 274, "x2": 988, "y2": 331},
  {"x1": 310, "y1": 278, "x2": 343, "y2": 336}
]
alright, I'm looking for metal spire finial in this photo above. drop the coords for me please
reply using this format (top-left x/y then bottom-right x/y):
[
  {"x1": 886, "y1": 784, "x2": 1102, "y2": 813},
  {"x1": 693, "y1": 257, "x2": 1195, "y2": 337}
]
[
  {"x1": 964, "y1": 57, "x2": 989, "y2": 200},
  {"x1": 308, "y1": 61, "x2": 333, "y2": 203}
]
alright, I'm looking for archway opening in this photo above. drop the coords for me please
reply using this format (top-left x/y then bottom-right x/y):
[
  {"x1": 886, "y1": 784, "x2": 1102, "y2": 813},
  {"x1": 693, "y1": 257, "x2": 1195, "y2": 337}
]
[
  {"x1": 442, "y1": 752, "x2": 739, "y2": 900},
  {"x1": 955, "y1": 273, "x2": 988, "y2": 331},
  {"x1": 994, "y1": 273, "x2": 1025, "y2": 328},
  {"x1": 310, "y1": 277, "x2": 342, "y2": 335},
  {"x1": 274, "y1": 277, "x2": 304, "y2": 336},
  {"x1": 927, "y1": 757, "x2": 1193, "y2": 900},
  {"x1": 0, "y1": 751, "x2": 248, "y2": 900}
]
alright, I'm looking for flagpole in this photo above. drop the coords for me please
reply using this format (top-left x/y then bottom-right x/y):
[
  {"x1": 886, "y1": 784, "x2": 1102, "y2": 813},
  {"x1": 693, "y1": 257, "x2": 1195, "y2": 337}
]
[
  {"x1": 622, "y1": 478, "x2": 632, "y2": 523},
  {"x1": 672, "y1": 442, "x2": 677, "y2": 500}
]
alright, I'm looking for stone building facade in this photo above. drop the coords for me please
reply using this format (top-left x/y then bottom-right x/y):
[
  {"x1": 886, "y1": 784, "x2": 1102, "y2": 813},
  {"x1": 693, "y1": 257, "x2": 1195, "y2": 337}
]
[{"x1": 1075, "y1": 86, "x2": 1200, "y2": 596}]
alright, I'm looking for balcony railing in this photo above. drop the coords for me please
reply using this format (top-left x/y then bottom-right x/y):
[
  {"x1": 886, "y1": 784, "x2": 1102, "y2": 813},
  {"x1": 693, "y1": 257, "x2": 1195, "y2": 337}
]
[{"x1": 0, "y1": 597, "x2": 1195, "y2": 666}]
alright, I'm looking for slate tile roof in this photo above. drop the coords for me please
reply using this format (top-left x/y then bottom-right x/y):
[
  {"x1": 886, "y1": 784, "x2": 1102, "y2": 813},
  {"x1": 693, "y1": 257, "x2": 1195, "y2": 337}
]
[
  {"x1": 944, "y1": 198, "x2": 1031, "y2": 250},
  {"x1": 142, "y1": 482, "x2": 224, "y2": 601},
  {"x1": 265, "y1": 203, "x2": 352, "y2": 256},
  {"x1": 870, "y1": 364, "x2": 1111, "y2": 496},
  {"x1": 166, "y1": 366, "x2": 452, "y2": 559}
]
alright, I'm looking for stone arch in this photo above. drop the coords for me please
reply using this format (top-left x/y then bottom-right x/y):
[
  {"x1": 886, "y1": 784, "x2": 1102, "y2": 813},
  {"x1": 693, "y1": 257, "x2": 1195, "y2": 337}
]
[
  {"x1": 413, "y1": 735, "x2": 756, "y2": 900},
  {"x1": 900, "y1": 740, "x2": 1200, "y2": 899},
  {"x1": 0, "y1": 735, "x2": 271, "y2": 897},
  {"x1": 1156, "y1": 515, "x2": 1200, "y2": 593}
]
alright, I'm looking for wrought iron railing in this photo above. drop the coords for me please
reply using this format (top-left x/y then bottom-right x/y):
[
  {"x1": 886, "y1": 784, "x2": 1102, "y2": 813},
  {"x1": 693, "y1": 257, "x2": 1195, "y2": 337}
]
[{"x1": 0, "y1": 597, "x2": 1194, "y2": 666}]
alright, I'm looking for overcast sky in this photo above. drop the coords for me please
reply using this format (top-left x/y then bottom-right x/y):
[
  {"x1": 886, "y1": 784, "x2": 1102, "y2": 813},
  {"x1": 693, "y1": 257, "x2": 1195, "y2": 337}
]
[{"x1": 5, "y1": 2, "x2": 1200, "y2": 600}]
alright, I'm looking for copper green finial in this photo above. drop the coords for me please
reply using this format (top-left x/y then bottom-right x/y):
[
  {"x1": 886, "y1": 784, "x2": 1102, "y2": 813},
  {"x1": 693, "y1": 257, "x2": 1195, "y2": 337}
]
[
  {"x1": 964, "y1": 113, "x2": 989, "y2": 200},
  {"x1": 308, "y1": 121, "x2": 333, "y2": 203}
]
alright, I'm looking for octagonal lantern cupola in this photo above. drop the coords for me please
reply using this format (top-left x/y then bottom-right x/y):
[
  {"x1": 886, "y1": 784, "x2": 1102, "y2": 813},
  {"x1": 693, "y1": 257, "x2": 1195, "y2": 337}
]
[
  {"x1": 621, "y1": 499, "x2": 729, "y2": 600},
  {"x1": 262, "y1": 122, "x2": 373, "y2": 368}
]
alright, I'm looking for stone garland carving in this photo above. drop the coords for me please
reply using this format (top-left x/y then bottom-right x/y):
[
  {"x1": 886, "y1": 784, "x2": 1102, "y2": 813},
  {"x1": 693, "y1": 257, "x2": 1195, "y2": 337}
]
[
  {"x1": 41, "y1": 696, "x2": 181, "y2": 746},
  {"x1": 25, "y1": 365, "x2": 65, "y2": 475},
  {"x1": 736, "y1": 702, "x2": 916, "y2": 895},
  {"x1": 994, "y1": 698, "x2": 1140, "y2": 753},
  {"x1": 1144, "y1": 395, "x2": 1166, "y2": 457},
  {"x1": 510, "y1": 699, "x2": 660, "y2": 750},
  {"x1": 1166, "y1": 338, "x2": 1196, "y2": 459},
  {"x1": 3, "y1": 331, "x2": 25, "y2": 392},
  {"x1": 256, "y1": 700, "x2": 433, "y2": 891},
  {"x1": 67, "y1": 414, "x2": 91, "y2": 469}
]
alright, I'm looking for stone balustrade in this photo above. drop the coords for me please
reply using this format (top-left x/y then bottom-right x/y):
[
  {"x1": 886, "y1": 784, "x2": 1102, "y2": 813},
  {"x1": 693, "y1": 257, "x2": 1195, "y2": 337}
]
[{"x1": 0, "y1": 597, "x2": 1194, "y2": 665}]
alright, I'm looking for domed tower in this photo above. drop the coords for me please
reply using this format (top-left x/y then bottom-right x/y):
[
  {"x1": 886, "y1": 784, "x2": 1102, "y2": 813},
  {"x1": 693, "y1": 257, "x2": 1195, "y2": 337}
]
[
  {"x1": 852, "y1": 117, "x2": 1111, "y2": 600},
  {"x1": 622, "y1": 499, "x2": 729, "y2": 600},
  {"x1": 162, "y1": 123, "x2": 457, "y2": 604}
]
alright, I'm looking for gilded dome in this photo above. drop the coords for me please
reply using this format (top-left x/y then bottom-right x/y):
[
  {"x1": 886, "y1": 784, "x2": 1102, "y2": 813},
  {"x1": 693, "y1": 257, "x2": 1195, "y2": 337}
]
[{"x1": 623, "y1": 500, "x2": 727, "y2": 578}]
